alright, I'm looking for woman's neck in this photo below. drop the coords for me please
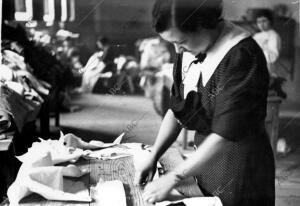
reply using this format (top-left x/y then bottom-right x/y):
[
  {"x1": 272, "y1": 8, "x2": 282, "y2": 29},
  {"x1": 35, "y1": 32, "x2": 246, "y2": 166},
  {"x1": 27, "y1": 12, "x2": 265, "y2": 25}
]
[{"x1": 205, "y1": 21, "x2": 225, "y2": 53}]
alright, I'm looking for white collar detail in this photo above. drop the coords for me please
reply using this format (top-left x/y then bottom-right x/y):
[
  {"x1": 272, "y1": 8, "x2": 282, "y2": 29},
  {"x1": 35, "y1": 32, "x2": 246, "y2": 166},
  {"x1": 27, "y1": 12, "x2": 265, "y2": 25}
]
[{"x1": 182, "y1": 21, "x2": 251, "y2": 98}]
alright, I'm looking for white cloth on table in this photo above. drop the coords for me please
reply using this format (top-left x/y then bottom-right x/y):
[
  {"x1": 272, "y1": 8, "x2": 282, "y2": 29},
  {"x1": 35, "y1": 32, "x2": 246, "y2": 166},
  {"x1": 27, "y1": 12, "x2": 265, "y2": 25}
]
[
  {"x1": 7, "y1": 139, "x2": 91, "y2": 205},
  {"x1": 91, "y1": 180, "x2": 126, "y2": 206}
]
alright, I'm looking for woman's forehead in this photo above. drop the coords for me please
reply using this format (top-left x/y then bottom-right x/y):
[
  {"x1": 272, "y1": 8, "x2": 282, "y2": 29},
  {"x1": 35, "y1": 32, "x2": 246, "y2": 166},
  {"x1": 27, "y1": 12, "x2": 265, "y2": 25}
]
[{"x1": 256, "y1": 16, "x2": 269, "y2": 22}]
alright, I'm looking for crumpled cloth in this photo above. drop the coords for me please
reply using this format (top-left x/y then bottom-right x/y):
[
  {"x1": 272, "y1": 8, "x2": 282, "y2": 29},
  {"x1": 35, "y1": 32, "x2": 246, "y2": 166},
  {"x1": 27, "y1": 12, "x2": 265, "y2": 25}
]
[
  {"x1": 7, "y1": 139, "x2": 91, "y2": 205},
  {"x1": 60, "y1": 132, "x2": 124, "y2": 150}
]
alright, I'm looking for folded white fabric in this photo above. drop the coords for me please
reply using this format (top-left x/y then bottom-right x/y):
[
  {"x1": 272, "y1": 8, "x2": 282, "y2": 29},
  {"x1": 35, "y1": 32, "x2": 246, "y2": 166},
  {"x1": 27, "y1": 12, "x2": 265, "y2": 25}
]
[
  {"x1": 59, "y1": 132, "x2": 124, "y2": 150},
  {"x1": 85, "y1": 147, "x2": 132, "y2": 160},
  {"x1": 156, "y1": 197, "x2": 223, "y2": 206},
  {"x1": 7, "y1": 139, "x2": 91, "y2": 205},
  {"x1": 91, "y1": 180, "x2": 126, "y2": 206}
]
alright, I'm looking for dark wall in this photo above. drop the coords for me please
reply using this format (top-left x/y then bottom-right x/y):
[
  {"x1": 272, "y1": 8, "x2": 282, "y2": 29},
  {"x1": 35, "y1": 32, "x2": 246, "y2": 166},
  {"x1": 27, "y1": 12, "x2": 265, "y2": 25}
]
[{"x1": 67, "y1": 0, "x2": 157, "y2": 57}]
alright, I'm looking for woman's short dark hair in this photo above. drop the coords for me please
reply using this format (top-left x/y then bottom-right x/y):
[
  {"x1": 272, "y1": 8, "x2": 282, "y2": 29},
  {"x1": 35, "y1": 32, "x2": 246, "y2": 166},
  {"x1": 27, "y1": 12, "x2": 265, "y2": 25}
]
[
  {"x1": 152, "y1": 0, "x2": 223, "y2": 33},
  {"x1": 97, "y1": 36, "x2": 110, "y2": 46},
  {"x1": 255, "y1": 9, "x2": 274, "y2": 25}
]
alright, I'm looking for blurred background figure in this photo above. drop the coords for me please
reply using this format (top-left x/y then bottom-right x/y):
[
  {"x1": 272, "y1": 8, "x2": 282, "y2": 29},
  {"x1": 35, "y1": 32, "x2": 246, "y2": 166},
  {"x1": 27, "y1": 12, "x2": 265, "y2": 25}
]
[
  {"x1": 114, "y1": 55, "x2": 140, "y2": 94},
  {"x1": 137, "y1": 37, "x2": 173, "y2": 117},
  {"x1": 75, "y1": 36, "x2": 117, "y2": 93},
  {"x1": 253, "y1": 9, "x2": 281, "y2": 75},
  {"x1": 253, "y1": 9, "x2": 287, "y2": 99},
  {"x1": 138, "y1": 37, "x2": 171, "y2": 71}
]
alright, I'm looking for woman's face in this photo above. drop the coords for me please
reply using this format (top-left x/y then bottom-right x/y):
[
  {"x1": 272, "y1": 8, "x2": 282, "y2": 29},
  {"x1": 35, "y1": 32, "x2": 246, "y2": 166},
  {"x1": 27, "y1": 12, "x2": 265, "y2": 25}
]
[
  {"x1": 256, "y1": 16, "x2": 271, "y2": 31},
  {"x1": 159, "y1": 26, "x2": 212, "y2": 55}
]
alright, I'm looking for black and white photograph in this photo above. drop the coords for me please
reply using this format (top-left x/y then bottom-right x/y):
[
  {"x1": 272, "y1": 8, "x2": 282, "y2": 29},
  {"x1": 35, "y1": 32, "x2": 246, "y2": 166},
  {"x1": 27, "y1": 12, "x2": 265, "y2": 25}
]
[{"x1": 0, "y1": 0, "x2": 300, "y2": 205}]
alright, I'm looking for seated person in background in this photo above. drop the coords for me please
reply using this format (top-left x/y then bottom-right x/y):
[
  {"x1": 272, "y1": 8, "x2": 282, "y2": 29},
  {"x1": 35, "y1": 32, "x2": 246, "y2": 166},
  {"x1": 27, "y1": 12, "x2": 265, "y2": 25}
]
[
  {"x1": 138, "y1": 37, "x2": 173, "y2": 117},
  {"x1": 253, "y1": 9, "x2": 286, "y2": 98},
  {"x1": 69, "y1": 50, "x2": 84, "y2": 76},
  {"x1": 253, "y1": 9, "x2": 281, "y2": 75},
  {"x1": 114, "y1": 55, "x2": 140, "y2": 94},
  {"x1": 58, "y1": 37, "x2": 78, "y2": 66},
  {"x1": 76, "y1": 36, "x2": 117, "y2": 93},
  {"x1": 138, "y1": 37, "x2": 171, "y2": 71}
]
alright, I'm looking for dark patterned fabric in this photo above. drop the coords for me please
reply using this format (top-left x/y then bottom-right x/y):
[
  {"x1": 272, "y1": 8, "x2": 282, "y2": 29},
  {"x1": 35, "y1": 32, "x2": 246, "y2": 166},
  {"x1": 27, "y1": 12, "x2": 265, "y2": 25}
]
[{"x1": 170, "y1": 37, "x2": 275, "y2": 206}]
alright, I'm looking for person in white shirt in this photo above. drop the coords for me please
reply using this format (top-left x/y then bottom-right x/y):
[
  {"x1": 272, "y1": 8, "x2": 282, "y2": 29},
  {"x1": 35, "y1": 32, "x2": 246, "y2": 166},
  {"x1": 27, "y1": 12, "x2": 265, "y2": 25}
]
[
  {"x1": 76, "y1": 36, "x2": 116, "y2": 93},
  {"x1": 138, "y1": 37, "x2": 171, "y2": 71},
  {"x1": 253, "y1": 10, "x2": 287, "y2": 99},
  {"x1": 253, "y1": 9, "x2": 281, "y2": 76}
]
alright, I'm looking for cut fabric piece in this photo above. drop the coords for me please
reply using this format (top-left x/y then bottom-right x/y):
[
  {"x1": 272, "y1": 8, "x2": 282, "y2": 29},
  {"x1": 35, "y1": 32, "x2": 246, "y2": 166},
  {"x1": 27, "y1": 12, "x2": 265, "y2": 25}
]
[{"x1": 7, "y1": 142, "x2": 91, "y2": 205}]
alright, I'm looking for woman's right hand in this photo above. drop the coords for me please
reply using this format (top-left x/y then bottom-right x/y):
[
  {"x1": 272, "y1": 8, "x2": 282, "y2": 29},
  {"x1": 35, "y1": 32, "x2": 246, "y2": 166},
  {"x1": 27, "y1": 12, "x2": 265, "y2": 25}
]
[{"x1": 134, "y1": 154, "x2": 157, "y2": 186}]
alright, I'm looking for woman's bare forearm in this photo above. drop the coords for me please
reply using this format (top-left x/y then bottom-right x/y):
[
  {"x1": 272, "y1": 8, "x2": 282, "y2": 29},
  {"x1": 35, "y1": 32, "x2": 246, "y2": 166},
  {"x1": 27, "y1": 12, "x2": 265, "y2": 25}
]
[
  {"x1": 172, "y1": 133, "x2": 227, "y2": 179},
  {"x1": 151, "y1": 109, "x2": 182, "y2": 161}
]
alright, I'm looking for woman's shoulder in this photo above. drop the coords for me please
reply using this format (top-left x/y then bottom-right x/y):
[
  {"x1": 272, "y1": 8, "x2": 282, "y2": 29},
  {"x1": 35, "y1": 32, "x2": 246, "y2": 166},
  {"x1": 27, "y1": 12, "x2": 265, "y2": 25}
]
[
  {"x1": 232, "y1": 37, "x2": 262, "y2": 55},
  {"x1": 215, "y1": 37, "x2": 268, "y2": 82},
  {"x1": 221, "y1": 37, "x2": 265, "y2": 67}
]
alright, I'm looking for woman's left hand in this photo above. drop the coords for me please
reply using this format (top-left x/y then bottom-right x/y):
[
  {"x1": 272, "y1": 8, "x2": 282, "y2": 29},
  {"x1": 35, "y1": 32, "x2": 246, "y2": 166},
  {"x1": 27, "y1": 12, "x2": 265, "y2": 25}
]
[{"x1": 142, "y1": 172, "x2": 179, "y2": 204}]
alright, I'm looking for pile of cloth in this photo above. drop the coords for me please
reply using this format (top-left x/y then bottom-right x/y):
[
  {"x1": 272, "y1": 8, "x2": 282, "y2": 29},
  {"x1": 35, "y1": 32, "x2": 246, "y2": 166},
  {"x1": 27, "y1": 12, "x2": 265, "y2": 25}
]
[
  {"x1": 0, "y1": 23, "x2": 72, "y2": 134},
  {"x1": 0, "y1": 62, "x2": 45, "y2": 133}
]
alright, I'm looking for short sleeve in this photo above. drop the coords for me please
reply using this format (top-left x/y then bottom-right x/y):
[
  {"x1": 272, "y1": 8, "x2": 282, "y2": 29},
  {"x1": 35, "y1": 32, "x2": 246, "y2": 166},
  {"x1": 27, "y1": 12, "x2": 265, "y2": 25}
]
[{"x1": 211, "y1": 46, "x2": 269, "y2": 141}]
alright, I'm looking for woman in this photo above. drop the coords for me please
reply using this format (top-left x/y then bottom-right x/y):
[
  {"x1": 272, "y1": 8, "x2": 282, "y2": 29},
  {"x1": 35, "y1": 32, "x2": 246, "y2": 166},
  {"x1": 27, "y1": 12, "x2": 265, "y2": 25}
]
[
  {"x1": 76, "y1": 36, "x2": 116, "y2": 93},
  {"x1": 135, "y1": 0, "x2": 275, "y2": 206},
  {"x1": 253, "y1": 9, "x2": 281, "y2": 76},
  {"x1": 253, "y1": 9, "x2": 286, "y2": 99},
  {"x1": 138, "y1": 37, "x2": 171, "y2": 70}
]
